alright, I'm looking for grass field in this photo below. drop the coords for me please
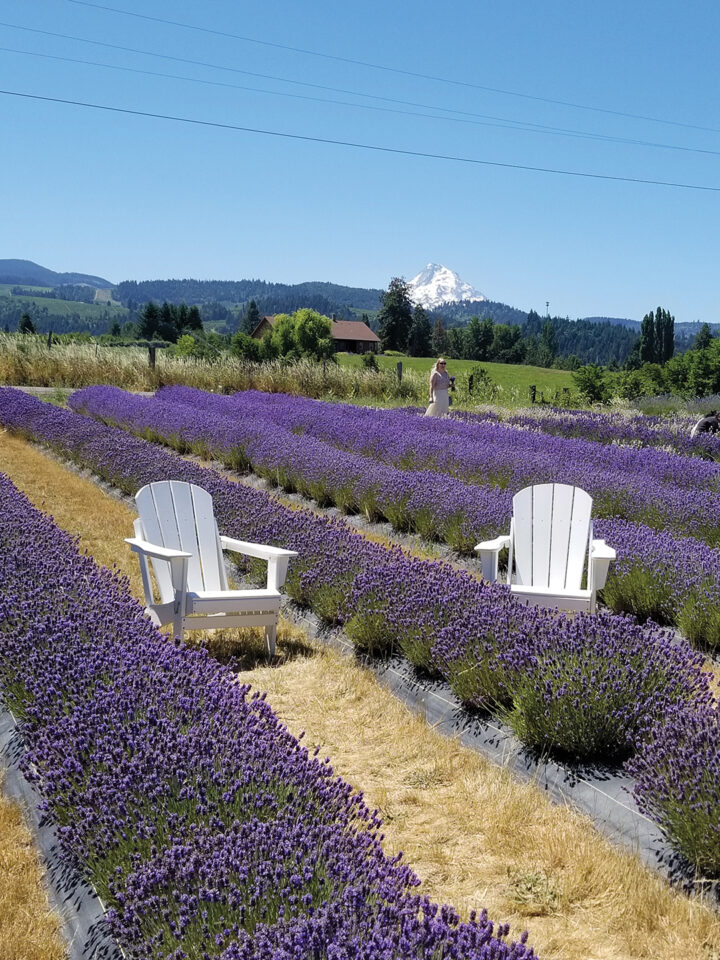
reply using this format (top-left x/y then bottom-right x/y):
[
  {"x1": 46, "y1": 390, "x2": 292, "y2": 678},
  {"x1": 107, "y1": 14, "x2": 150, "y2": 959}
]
[{"x1": 337, "y1": 352, "x2": 576, "y2": 403}]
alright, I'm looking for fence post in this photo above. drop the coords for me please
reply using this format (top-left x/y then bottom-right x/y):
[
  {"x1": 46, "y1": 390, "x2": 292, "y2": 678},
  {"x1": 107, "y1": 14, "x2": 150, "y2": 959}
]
[
  {"x1": 396, "y1": 361, "x2": 402, "y2": 384},
  {"x1": 46, "y1": 329, "x2": 53, "y2": 349},
  {"x1": 468, "y1": 373, "x2": 474, "y2": 395},
  {"x1": 529, "y1": 384, "x2": 536, "y2": 404},
  {"x1": 148, "y1": 345, "x2": 156, "y2": 370}
]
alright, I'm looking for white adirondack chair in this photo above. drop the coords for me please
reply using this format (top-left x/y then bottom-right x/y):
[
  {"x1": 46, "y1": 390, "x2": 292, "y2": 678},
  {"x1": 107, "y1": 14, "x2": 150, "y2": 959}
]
[
  {"x1": 474, "y1": 483, "x2": 615, "y2": 613},
  {"x1": 126, "y1": 480, "x2": 298, "y2": 654}
]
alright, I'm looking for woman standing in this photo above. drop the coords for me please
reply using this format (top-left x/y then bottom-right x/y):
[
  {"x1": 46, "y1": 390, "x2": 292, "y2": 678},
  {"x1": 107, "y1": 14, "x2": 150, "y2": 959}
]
[{"x1": 424, "y1": 358, "x2": 451, "y2": 417}]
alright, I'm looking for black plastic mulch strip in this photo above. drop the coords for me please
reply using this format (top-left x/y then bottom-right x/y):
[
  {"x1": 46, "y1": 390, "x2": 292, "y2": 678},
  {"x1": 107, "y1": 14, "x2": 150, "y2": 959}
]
[
  {"x1": 0, "y1": 709, "x2": 125, "y2": 960},
  {"x1": 279, "y1": 599, "x2": 720, "y2": 904}
]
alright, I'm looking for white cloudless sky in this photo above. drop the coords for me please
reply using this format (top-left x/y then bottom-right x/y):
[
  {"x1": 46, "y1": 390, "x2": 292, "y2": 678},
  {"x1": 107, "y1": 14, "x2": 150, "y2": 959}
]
[{"x1": 2, "y1": 0, "x2": 719, "y2": 320}]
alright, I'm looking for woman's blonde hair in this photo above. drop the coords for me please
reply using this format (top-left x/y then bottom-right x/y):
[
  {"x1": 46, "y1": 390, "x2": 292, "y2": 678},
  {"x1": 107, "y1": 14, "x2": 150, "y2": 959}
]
[{"x1": 430, "y1": 358, "x2": 446, "y2": 381}]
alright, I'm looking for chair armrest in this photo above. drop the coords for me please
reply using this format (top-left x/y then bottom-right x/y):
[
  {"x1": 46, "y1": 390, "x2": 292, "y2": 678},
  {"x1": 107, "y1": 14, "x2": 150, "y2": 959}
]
[
  {"x1": 125, "y1": 537, "x2": 192, "y2": 561},
  {"x1": 474, "y1": 535, "x2": 511, "y2": 554},
  {"x1": 590, "y1": 539, "x2": 616, "y2": 591},
  {"x1": 220, "y1": 536, "x2": 298, "y2": 591},
  {"x1": 474, "y1": 534, "x2": 511, "y2": 582},
  {"x1": 219, "y1": 536, "x2": 298, "y2": 561},
  {"x1": 590, "y1": 539, "x2": 616, "y2": 561}
]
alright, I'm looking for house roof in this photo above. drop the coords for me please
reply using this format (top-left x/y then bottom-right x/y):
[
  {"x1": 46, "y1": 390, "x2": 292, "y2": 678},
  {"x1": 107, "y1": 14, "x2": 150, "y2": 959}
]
[
  {"x1": 250, "y1": 316, "x2": 276, "y2": 338},
  {"x1": 331, "y1": 320, "x2": 380, "y2": 342}
]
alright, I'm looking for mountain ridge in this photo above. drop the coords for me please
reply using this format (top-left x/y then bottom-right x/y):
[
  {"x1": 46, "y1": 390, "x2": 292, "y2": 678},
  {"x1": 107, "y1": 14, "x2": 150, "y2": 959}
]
[{"x1": 0, "y1": 259, "x2": 113, "y2": 288}]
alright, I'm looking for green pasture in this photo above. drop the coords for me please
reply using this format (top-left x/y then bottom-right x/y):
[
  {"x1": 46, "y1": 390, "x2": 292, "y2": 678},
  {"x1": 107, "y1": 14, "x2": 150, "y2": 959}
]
[
  {"x1": 337, "y1": 353, "x2": 575, "y2": 402},
  {"x1": 0, "y1": 283, "x2": 53, "y2": 293},
  {"x1": 0, "y1": 291, "x2": 128, "y2": 319}
]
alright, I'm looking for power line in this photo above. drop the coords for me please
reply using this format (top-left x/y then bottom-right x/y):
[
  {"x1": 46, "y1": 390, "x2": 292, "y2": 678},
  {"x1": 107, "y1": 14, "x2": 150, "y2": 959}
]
[
  {"x1": 5, "y1": 44, "x2": 720, "y2": 159},
  {"x1": 3, "y1": 87, "x2": 719, "y2": 193},
  {"x1": 64, "y1": 0, "x2": 720, "y2": 136},
  {"x1": 3, "y1": 24, "x2": 720, "y2": 161}
]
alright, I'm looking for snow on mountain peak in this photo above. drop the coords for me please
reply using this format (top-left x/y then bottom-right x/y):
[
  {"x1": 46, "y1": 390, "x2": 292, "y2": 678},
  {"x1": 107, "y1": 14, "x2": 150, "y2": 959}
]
[{"x1": 408, "y1": 263, "x2": 486, "y2": 309}]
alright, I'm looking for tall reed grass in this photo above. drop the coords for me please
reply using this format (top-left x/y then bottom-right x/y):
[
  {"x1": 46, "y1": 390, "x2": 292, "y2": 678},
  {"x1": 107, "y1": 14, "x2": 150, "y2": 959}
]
[
  {"x1": 0, "y1": 334, "x2": 569, "y2": 407},
  {"x1": 0, "y1": 334, "x2": 429, "y2": 402}
]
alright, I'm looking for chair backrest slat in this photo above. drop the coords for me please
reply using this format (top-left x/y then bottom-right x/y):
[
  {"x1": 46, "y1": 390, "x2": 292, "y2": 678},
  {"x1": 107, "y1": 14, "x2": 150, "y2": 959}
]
[
  {"x1": 564, "y1": 488, "x2": 593, "y2": 590},
  {"x1": 530, "y1": 483, "x2": 554, "y2": 586},
  {"x1": 136, "y1": 484, "x2": 175, "y2": 603},
  {"x1": 512, "y1": 487, "x2": 534, "y2": 585},
  {"x1": 512, "y1": 483, "x2": 592, "y2": 591},
  {"x1": 190, "y1": 485, "x2": 224, "y2": 591}
]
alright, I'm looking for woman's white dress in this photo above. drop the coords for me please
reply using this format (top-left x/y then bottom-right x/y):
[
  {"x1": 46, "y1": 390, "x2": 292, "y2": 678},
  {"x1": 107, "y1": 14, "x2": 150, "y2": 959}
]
[{"x1": 424, "y1": 370, "x2": 450, "y2": 417}]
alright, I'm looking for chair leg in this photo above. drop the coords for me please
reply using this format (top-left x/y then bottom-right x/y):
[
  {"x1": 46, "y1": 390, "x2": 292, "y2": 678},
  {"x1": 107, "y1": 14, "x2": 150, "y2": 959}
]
[
  {"x1": 265, "y1": 624, "x2": 277, "y2": 658},
  {"x1": 173, "y1": 610, "x2": 184, "y2": 642}
]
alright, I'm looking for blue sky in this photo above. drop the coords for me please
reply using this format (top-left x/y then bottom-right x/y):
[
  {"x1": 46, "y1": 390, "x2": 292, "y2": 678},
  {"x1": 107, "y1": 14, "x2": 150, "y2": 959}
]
[{"x1": 3, "y1": 0, "x2": 719, "y2": 321}]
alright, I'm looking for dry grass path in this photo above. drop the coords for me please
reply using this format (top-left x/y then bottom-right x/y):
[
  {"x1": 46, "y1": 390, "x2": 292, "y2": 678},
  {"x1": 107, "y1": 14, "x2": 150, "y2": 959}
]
[
  {"x1": 0, "y1": 776, "x2": 65, "y2": 960},
  {"x1": 1, "y1": 429, "x2": 719, "y2": 960}
]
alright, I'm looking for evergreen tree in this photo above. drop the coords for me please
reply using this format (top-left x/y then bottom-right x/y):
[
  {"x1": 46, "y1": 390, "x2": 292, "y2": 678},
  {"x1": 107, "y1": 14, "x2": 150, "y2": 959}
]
[
  {"x1": 431, "y1": 316, "x2": 449, "y2": 356},
  {"x1": 407, "y1": 304, "x2": 432, "y2": 356},
  {"x1": 186, "y1": 305, "x2": 203, "y2": 331},
  {"x1": 136, "y1": 301, "x2": 161, "y2": 339},
  {"x1": 465, "y1": 316, "x2": 494, "y2": 360},
  {"x1": 377, "y1": 278, "x2": 414, "y2": 351},
  {"x1": 639, "y1": 311, "x2": 655, "y2": 364},
  {"x1": 694, "y1": 323, "x2": 713, "y2": 351},
  {"x1": 538, "y1": 319, "x2": 558, "y2": 367},
  {"x1": 241, "y1": 300, "x2": 261, "y2": 334},
  {"x1": 661, "y1": 308, "x2": 674, "y2": 363},
  {"x1": 18, "y1": 312, "x2": 35, "y2": 334},
  {"x1": 446, "y1": 327, "x2": 466, "y2": 359}
]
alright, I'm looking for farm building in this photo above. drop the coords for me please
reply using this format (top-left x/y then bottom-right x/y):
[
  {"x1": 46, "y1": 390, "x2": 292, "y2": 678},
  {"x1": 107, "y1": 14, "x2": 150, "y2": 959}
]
[{"x1": 251, "y1": 316, "x2": 380, "y2": 354}]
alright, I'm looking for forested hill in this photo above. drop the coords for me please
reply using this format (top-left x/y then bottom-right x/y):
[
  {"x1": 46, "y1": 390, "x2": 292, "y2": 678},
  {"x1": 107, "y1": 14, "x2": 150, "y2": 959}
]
[
  {"x1": 113, "y1": 278, "x2": 384, "y2": 317},
  {"x1": 429, "y1": 299, "x2": 527, "y2": 327}
]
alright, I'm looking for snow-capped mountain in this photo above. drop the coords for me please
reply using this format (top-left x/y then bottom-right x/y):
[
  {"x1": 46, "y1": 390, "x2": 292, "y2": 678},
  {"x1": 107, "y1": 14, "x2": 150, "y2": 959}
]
[{"x1": 408, "y1": 263, "x2": 486, "y2": 309}]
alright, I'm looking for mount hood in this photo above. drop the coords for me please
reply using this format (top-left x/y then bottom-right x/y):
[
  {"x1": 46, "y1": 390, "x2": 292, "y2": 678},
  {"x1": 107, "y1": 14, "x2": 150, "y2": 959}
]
[{"x1": 408, "y1": 263, "x2": 486, "y2": 309}]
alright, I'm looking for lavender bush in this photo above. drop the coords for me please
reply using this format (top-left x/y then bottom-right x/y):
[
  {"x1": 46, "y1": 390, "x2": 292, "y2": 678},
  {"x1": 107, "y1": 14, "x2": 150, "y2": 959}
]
[
  {"x1": 0, "y1": 471, "x2": 537, "y2": 959},
  {"x1": 628, "y1": 705, "x2": 720, "y2": 876}
]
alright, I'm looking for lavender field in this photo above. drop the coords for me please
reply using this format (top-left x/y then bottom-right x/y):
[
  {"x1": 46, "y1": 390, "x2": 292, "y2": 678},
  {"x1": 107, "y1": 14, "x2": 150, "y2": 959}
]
[
  {"x1": 1, "y1": 384, "x2": 719, "y2": 914},
  {"x1": 69, "y1": 385, "x2": 720, "y2": 648}
]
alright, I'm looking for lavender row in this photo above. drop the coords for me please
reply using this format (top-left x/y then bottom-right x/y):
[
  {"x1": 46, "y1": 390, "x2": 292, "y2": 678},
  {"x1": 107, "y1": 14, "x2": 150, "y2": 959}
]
[
  {"x1": 0, "y1": 470, "x2": 538, "y2": 960},
  {"x1": 152, "y1": 386, "x2": 720, "y2": 542},
  {"x1": 453, "y1": 406, "x2": 720, "y2": 461},
  {"x1": 68, "y1": 385, "x2": 720, "y2": 648}
]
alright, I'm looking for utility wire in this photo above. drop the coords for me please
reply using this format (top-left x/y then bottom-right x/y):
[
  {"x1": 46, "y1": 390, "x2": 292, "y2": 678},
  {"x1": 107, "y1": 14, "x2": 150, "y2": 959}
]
[
  {"x1": 6, "y1": 44, "x2": 720, "y2": 158},
  {"x1": 64, "y1": 0, "x2": 720, "y2": 136},
  {"x1": 2, "y1": 87, "x2": 719, "y2": 192},
  {"x1": 2, "y1": 24, "x2": 719, "y2": 159}
]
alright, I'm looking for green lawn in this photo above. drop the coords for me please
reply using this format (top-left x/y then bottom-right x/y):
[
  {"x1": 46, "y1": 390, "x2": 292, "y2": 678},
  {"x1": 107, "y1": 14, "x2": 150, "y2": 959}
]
[{"x1": 337, "y1": 352, "x2": 575, "y2": 404}]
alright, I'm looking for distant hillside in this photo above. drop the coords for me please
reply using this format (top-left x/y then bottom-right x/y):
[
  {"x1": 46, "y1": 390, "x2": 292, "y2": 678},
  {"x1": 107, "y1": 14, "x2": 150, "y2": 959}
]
[
  {"x1": 0, "y1": 259, "x2": 112, "y2": 288},
  {"x1": 429, "y1": 299, "x2": 527, "y2": 327},
  {"x1": 583, "y1": 315, "x2": 638, "y2": 329},
  {"x1": 113, "y1": 278, "x2": 384, "y2": 320}
]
